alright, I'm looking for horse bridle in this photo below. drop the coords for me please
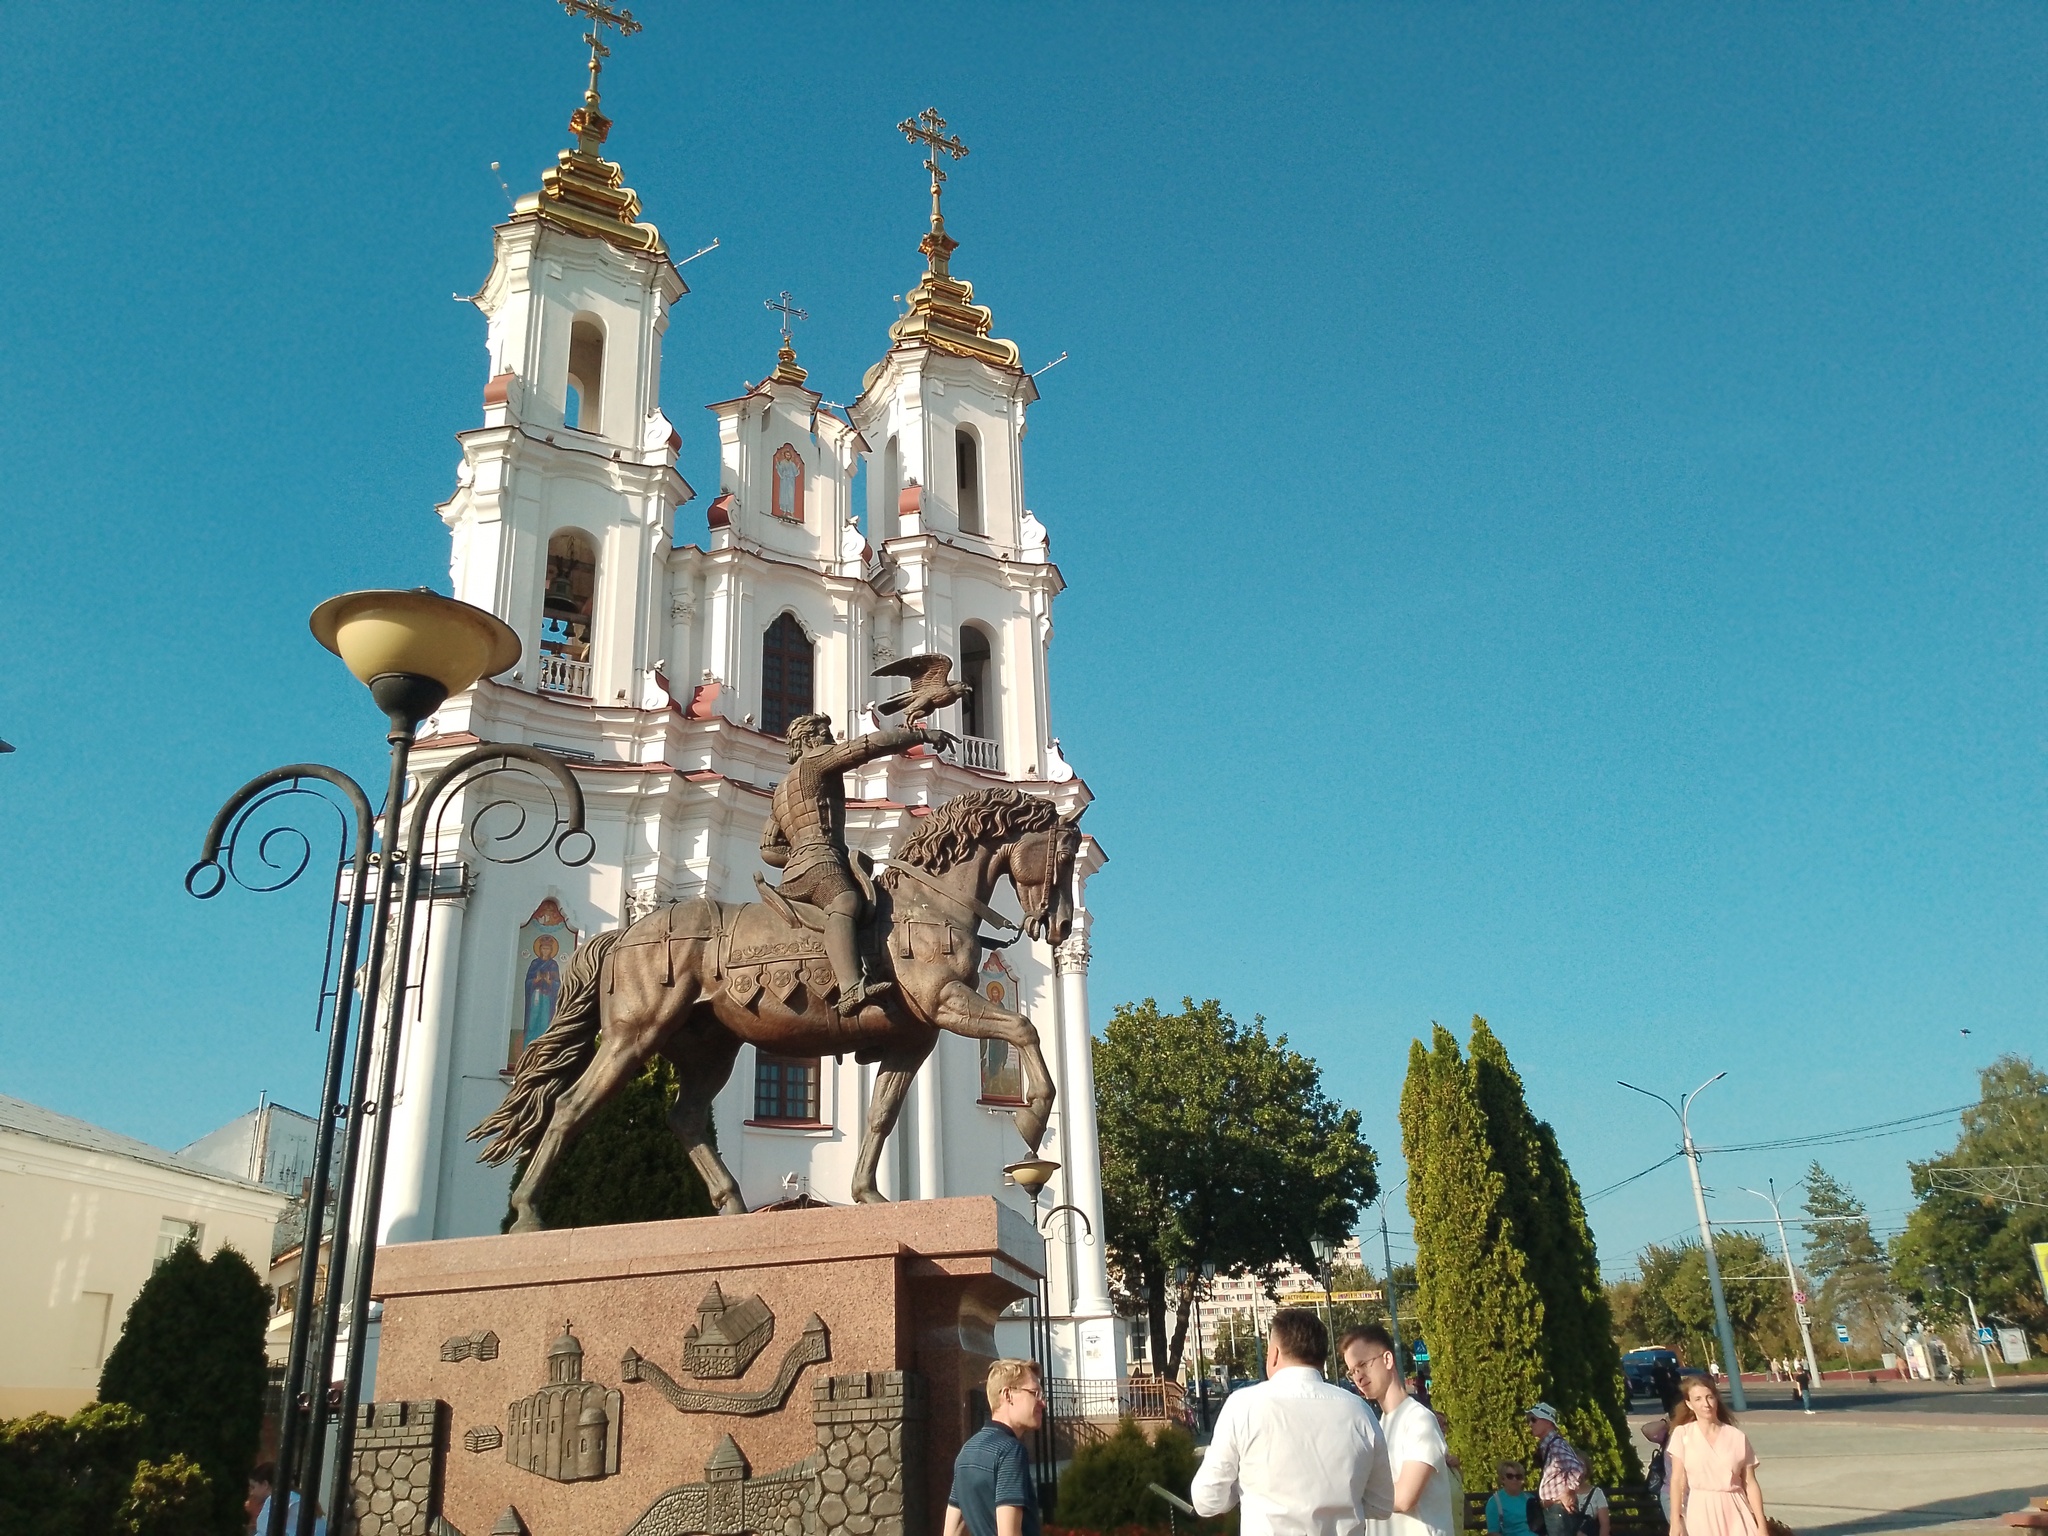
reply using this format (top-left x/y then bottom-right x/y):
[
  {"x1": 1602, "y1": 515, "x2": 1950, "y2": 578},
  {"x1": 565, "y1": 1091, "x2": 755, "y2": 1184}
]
[{"x1": 883, "y1": 818, "x2": 1070, "y2": 944}]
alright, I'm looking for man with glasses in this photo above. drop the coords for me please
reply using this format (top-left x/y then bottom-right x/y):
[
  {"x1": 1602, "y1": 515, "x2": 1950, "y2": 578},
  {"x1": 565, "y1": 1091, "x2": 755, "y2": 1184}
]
[
  {"x1": 1191, "y1": 1308, "x2": 1393, "y2": 1536},
  {"x1": 1340, "y1": 1325, "x2": 1453, "y2": 1536},
  {"x1": 946, "y1": 1359, "x2": 1044, "y2": 1536}
]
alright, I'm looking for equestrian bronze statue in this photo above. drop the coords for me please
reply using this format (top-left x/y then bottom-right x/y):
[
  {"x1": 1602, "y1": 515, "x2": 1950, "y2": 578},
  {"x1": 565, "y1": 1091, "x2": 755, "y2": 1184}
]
[{"x1": 472, "y1": 712, "x2": 1083, "y2": 1230}]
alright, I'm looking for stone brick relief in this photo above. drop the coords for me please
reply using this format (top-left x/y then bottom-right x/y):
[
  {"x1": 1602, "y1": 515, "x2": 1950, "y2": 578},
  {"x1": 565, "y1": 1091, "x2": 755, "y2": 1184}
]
[
  {"x1": 621, "y1": 1371, "x2": 924, "y2": 1536},
  {"x1": 343, "y1": 1399, "x2": 445, "y2": 1536}
]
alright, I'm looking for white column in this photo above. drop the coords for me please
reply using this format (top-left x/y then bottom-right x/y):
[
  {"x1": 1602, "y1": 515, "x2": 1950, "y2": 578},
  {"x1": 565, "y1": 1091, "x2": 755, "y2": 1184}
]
[
  {"x1": 916, "y1": 1047, "x2": 944, "y2": 1199},
  {"x1": 379, "y1": 883, "x2": 468, "y2": 1244},
  {"x1": 1057, "y1": 922, "x2": 1112, "y2": 1316}
]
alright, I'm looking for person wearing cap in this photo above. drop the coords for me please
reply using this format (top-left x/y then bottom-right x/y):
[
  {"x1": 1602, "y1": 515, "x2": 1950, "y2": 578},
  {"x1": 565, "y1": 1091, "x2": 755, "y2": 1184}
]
[{"x1": 1524, "y1": 1402, "x2": 1587, "y2": 1536}]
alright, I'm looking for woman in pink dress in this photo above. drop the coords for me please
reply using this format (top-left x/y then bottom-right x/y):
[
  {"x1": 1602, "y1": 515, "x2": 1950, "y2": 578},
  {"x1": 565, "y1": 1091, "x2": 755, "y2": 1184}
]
[{"x1": 1667, "y1": 1377, "x2": 1766, "y2": 1536}]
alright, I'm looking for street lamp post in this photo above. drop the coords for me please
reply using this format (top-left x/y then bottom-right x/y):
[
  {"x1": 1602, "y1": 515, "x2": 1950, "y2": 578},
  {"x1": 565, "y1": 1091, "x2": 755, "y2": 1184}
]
[
  {"x1": 1741, "y1": 1180, "x2": 1821, "y2": 1405},
  {"x1": 1310, "y1": 1234, "x2": 1337, "y2": 1377},
  {"x1": 1005, "y1": 1157, "x2": 1080, "y2": 1507},
  {"x1": 190, "y1": 590, "x2": 593, "y2": 1536},
  {"x1": 1378, "y1": 1198, "x2": 1404, "y2": 1369},
  {"x1": 1619, "y1": 1073, "x2": 1747, "y2": 1410}
]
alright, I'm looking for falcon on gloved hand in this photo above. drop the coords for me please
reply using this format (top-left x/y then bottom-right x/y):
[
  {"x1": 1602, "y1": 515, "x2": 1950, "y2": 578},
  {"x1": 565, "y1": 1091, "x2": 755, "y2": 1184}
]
[{"x1": 871, "y1": 653, "x2": 969, "y2": 728}]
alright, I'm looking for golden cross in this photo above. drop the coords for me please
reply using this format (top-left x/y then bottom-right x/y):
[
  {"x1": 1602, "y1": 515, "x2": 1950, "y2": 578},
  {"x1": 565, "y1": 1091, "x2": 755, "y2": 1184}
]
[
  {"x1": 559, "y1": 0, "x2": 642, "y2": 102},
  {"x1": 765, "y1": 290, "x2": 808, "y2": 346},
  {"x1": 897, "y1": 107, "x2": 968, "y2": 226}
]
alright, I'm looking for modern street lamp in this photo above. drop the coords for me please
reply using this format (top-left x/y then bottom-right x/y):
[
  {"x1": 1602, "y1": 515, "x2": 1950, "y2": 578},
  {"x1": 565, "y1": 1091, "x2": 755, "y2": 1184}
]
[
  {"x1": 1740, "y1": 1180, "x2": 1821, "y2": 1405},
  {"x1": 1921, "y1": 1267, "x2": 1999, "y2": 1387},
  {"x1": 190, "y1": 589, "x2": 592, "y2": 1536},
  {"x1": 1377, "y1": 1197, "x2": 1404, "y2": 1369},
  {"x1": 1619, "y1": 1073, "x2": 1747, "y2": 1410}
]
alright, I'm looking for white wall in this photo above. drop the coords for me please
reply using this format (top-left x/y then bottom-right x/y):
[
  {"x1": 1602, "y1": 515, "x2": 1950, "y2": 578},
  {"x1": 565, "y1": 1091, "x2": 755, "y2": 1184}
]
[{"x1": 0, "y1": 1129, "x2": 285, "y2": 1417}]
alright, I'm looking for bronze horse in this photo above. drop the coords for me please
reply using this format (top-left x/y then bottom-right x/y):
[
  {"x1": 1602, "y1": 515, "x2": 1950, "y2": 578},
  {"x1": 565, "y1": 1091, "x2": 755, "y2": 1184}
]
[{"x1": 472, "y1": 787, "x2": 1083, "y2": 1230}]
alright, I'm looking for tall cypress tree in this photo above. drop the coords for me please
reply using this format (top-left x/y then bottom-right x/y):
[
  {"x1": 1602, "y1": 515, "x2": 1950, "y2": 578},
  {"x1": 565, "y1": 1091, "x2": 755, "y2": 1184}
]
[
  {"x1": 1467, "y1": 1019, "x2": 1638, "y2": 1485},
  {"x1": 98, "y1": 1242, "x2": 268, "y2": 1536},
  {"x1": 1400, "y1": 1026, "x2": 1546, "y2": 1484}
]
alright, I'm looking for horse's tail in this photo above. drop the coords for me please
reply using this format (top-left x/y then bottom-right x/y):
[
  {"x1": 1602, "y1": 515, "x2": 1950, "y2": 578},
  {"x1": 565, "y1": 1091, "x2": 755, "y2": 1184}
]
[{"x1": 468, "y1": 928, "x2": 622, "y2": 1167}]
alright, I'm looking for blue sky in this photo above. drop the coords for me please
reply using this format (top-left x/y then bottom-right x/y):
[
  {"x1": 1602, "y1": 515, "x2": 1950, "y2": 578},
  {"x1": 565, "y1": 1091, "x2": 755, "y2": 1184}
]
[{"x1": 2, "y1": 4, "x2": 2041, "y2": 1279}]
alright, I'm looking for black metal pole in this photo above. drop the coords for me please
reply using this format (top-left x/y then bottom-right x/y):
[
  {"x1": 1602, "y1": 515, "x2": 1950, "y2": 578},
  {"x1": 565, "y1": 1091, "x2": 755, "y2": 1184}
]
[
  {"x1": 187, "y1": 765, "x2": 374, "y2": 1536},
  {"x1": 319, "y1": 712, "x2": 419, "y2": 1526}
]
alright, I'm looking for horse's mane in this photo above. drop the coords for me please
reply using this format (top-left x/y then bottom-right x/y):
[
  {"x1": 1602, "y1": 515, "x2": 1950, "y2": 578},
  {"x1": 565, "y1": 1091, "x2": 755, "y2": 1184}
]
[{"x1": 882, "y1": 787, "x2": 1061, "y2": 879}]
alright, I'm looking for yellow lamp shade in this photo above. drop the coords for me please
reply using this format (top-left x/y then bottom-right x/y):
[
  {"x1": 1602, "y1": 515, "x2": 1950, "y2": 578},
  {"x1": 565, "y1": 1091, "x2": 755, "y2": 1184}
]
[
  {"x1": 309, "y1": 589, "x2": 522, "y2": 695},
  {"x1": 1003, "y1": 1157, "x2": 1061, "y2": 1194}
]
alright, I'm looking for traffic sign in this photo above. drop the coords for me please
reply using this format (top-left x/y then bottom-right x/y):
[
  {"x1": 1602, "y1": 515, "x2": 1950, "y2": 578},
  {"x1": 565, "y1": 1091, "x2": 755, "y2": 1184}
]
[
  {"x1": 1834, "y1": 1324, "x2": 1852, "y2": 1344},
  {"x1": 1793, "y1": 1292, "x2": 1807, "y2": 1305},
  {"x1": 1411, "y1": 1339, "x2": 1430, "y2": 1363},
  {"x1": 1976, "y1": 1326, "x2": 1996, "y2": 1345}
]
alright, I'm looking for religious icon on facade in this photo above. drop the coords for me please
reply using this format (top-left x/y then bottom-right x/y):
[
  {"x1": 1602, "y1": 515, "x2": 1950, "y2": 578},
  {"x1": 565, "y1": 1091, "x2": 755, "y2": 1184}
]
[
  {"x1": 511, "y1": 899, "x2": 579, "y2": 1069},
  {"x1": 978, "y1": 953, "x2": 1023, "y2": 1103},
  {"x1": 772, "y1": 443, "x2": 804, "y2": 523}
]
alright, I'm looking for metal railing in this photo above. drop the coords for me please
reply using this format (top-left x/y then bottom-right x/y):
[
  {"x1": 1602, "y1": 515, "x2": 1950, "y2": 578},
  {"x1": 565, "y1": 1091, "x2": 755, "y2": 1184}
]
[
  {"x1": 538, "y1": 653, "x2": 592, "y2": 697},
  {"x1": 1046, "y1": 1376, "x2": 1191, "y2": 1426}
]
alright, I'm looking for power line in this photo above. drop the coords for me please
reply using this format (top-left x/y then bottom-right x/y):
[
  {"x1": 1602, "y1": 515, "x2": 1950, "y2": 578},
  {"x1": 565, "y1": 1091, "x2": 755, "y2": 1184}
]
[
  {"x1": 1587, "y1": 1151, "x2": 1683, "y2": 1203},
  {"x1": 1696, "y1": 1101, "x2": 1974, "y2": 1154}
]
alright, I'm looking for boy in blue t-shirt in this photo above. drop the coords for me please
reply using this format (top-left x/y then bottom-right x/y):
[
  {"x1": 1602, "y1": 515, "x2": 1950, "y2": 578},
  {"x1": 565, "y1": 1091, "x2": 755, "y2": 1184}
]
[{"x1": 946, "y1": 1360, "x2": 1044, "y2": 1536}]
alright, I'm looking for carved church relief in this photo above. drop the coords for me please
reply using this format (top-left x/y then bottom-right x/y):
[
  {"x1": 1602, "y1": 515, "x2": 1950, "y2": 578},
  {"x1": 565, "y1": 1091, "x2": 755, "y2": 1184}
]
[{"x1": 504, "y1": 1323, "x2": 620, "y2": 1483}]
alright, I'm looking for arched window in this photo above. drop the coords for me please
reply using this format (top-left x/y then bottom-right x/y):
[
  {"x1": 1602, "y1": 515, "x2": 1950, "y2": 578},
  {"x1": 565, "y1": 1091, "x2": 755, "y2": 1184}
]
[
  {"x1": 540, "y1": 531, "x2": 597, "y2": 696},
  {"x1": 567, "y1": 317, "x2": 604, "y2": 434},
  {"x1": 881, "y1": 435, "x2": 900, "y2": 526},
  {"x1": 772, "y1": 443, "x2": 805, "y2": 524},
  {"x1": 959, "y1": 624, "x2": 992, "y2": 740},
  {"x1": 955, "y1": 428, "x2": 982, "y2": 534},
  {"x1": 760, "y1": 612, "x2": 813, "y2": 736}
]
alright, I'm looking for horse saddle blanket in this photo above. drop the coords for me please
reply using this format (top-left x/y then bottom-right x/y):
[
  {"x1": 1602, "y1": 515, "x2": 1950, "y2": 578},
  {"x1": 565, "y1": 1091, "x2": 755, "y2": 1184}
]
[{"x1": 609, "y1": 896, "x2": 840, "y2": 1007}]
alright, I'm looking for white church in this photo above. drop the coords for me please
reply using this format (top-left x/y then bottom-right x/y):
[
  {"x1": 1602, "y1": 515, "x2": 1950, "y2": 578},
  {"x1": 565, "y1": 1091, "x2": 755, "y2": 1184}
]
[{"x1": 371, "y1": 51, "x2": 1117, "y2": 1385}]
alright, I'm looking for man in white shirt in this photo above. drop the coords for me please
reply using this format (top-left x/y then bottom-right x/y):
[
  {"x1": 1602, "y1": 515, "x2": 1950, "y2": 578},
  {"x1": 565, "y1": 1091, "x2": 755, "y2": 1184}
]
[
  {"x1": 1191, "y1": 1308, "x2": 1395, "y2": 1536},
  {"x1": 1342, "y1": 1324, "x2": 1455, "y2": 1536}
]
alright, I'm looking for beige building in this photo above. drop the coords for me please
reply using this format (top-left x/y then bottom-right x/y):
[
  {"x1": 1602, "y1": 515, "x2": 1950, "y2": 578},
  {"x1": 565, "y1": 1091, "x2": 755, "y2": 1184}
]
[{"x1": 0, "y1": 1094, "x2": 288, "y2": 1417}]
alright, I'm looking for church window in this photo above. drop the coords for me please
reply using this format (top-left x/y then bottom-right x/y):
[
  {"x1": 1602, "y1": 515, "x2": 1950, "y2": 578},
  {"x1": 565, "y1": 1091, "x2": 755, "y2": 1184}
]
[
  {"x1": 566, "y1": 318, "x2": 604, "y2": 434},
  {"x1": 540, "y1": 531, "x2": 597, "y2": 697},
  {"x1": 882, "y1": 435, "x2": 900, "y2": 525},
  {"x1": 960, "y1": 624, "x2": 992, "y2": 740},
  {"x1": 955, "y1": 428, "x2": 982, "y2": 535},
  {"x1": 760, "y1": 612, "x2": 813, "y2": 736},
  {"x1": 753, "y1": 1053, "x2": 822, "y2": 1123},
  {"x1": 771, "y1": 443, "x2": 805, "y2": 523}
]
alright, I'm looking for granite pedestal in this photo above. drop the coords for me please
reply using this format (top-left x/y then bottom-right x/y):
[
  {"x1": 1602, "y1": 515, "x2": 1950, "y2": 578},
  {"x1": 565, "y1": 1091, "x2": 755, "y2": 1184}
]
[{"x1": 352, "y1": 1197, "x2": 1041, "y2": 1536}]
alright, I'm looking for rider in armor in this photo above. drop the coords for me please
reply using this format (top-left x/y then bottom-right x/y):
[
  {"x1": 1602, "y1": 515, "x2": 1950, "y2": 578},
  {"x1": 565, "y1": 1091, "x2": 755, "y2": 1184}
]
[{"x1": 762, "y1": 712, "x2": 951, "y2": 1015}]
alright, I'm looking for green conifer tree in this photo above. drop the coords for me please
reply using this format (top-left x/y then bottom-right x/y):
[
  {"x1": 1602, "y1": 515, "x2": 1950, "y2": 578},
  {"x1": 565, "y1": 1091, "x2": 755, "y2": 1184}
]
[
  {"x1": 97, "y1": 1242, "x2": 267, "y2": 1536},
  {"x1": 1466, "y1": 1020, "x2": 1638, "y2": 1485},
  {"x1": 1400, "y1": 1026, "x2": 1545, "y2": 1487},
  {"x1": 507, "y1": 1056, "x2": 717, "y2": 1230}
]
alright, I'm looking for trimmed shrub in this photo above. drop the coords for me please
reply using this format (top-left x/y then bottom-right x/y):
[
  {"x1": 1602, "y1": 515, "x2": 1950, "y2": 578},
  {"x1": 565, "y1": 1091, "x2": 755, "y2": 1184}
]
[{"x1": 1055, "y1": 1420, "x2": 1200, "y2": 1532}]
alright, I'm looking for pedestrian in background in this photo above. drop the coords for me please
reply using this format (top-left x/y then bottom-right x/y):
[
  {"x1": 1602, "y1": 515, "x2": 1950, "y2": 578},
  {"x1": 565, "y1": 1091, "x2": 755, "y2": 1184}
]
[
  {"x1": 1667, "y1": 1376, "x2": 1766, "y2": 1536},
  {"x1": 1525, "y1": 1402, "x2": 1588, "y2": 1536},
  {"x1": 1192, "y1": 1308, "x2": 1394, "y2": 1536},
  {"x1": 1792, "y1": 1362, "x2": 1813, "y2": 1415},
  {"x1": 1640, "y1": 1417, "x2": 1672, "y2": 1523},
  {"x1": 1341, "y1": 1324, "x2": 1453, "y2": 1536},
  {"x1": 945, "y1": 1359, "x2": 1044, "y2": 1536}
]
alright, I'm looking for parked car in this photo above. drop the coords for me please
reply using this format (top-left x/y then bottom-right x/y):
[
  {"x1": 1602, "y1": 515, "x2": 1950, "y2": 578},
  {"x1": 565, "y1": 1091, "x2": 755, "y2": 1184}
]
[{"x1": 1623, "y1": 1347, "x2": 1680, "y2": 1400}]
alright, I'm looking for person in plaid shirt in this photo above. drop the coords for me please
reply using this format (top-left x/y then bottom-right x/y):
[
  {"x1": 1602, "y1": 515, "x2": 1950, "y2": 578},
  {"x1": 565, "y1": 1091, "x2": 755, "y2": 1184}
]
[{"x1": 1524, "y1": 1403, "x2": 1588, "y2": 1536}]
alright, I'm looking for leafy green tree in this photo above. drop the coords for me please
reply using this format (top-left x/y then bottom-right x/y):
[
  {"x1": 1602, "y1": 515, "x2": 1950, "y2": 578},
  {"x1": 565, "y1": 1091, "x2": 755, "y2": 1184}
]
[
  {"x1": 1466, "y1": 1020, "x2": 1636, "y2": 1485},
  {"x1": 1055, "y1": 1420, "x2": 1202, "y2": 1531},
  {"x1": 1401, "y1": 1024, "x2": 1545, "y2": 1490},
  {"x1": 1210, "y1": 1314, "x2": 1261, "y2": 1379},
  {"x1": 97, "y1": 1242, "x2": 266, "y2": 1536},
  {"x1": 1892, "y1": 1055, "x2": 2048, "y2": 1351},
  {"x1": 1619, "y1": 1235, "x2": 1796, "y2": 1369},
  {"x1": 1097, "y1": 998, "x2": 1378, "y2": 1376},
  {"x1": 0, "y1": 1403, "x2": 215, "y2": 1536},
  {"x1": 116, "y1": 1456, "x2": 214, "y2": 1536},
  {"x1": 1800, "y1": 1164, "x2": 1897, "y2": 1360},
  {"x1": 508, "y1": 1056, "x2": 717, "y2": 1230}
]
